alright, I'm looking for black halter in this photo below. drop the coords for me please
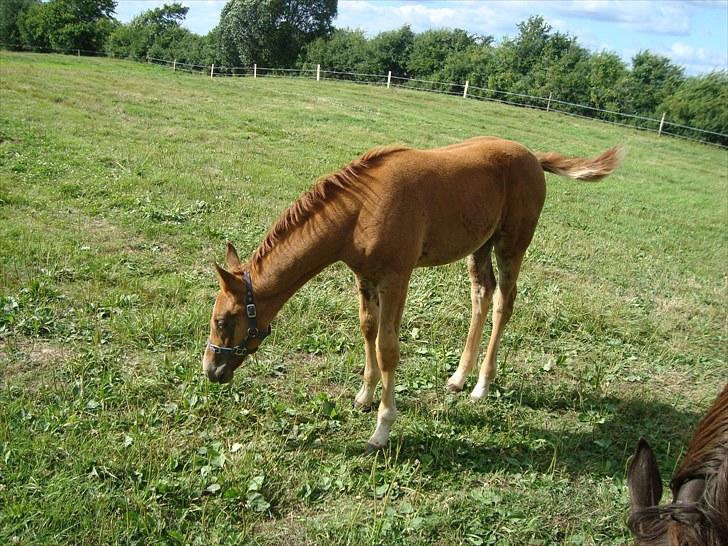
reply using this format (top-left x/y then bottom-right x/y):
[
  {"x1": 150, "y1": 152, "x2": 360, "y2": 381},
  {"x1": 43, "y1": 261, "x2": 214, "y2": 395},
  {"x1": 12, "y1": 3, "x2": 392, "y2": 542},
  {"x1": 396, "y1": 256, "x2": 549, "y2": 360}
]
[{"x1": 206, "y1": 271, "x2": 271, "y2": 357}]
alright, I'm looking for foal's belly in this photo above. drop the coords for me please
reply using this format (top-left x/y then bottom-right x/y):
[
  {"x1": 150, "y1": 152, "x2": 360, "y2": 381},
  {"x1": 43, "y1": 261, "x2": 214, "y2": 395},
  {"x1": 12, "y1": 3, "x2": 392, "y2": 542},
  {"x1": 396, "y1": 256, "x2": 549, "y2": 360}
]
[{"x1": 416, "y1": 223, "x2": 496, "y2": 267}]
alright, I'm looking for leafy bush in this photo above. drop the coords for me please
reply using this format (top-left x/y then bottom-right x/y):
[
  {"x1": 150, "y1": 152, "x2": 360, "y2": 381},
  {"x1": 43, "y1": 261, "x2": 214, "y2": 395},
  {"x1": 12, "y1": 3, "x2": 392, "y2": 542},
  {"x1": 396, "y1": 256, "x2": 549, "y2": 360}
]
[
  {"x1": 659, "y1": 71, "x2": 728, "y2": 145},
  {"x1": 16, "y1": 0, "x2": 117, "y2": 52}
]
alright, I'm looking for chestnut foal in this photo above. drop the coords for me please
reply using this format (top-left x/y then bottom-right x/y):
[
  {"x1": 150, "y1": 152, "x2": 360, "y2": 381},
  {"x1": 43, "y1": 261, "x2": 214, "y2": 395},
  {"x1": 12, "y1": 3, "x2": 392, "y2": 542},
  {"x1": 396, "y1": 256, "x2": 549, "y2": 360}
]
[{"x1": 202, "y1": 136, "x2": 623, "y2": 450}]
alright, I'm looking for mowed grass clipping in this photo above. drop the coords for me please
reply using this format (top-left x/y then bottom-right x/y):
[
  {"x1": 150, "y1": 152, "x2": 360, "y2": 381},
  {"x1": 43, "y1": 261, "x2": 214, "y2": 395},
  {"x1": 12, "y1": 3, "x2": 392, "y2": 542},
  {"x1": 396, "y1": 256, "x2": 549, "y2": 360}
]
[{"x1": 1, "y1": 51, "x2": 726, "y2": 545}]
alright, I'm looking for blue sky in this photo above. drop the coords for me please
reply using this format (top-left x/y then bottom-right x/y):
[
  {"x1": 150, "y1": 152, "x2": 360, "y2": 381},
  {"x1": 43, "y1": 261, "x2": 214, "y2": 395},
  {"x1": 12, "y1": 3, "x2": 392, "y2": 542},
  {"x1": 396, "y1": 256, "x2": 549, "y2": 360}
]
[{"x1": 114, "y1": 0, "x2": 728, "y2": 75}]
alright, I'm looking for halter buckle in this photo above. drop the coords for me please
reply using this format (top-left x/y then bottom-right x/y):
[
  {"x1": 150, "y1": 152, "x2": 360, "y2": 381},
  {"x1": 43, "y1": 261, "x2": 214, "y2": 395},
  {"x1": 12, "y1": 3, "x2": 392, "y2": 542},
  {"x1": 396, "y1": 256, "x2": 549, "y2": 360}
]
[{"x1": 246, "y1": 304, "x2": 257, "y2": 318}]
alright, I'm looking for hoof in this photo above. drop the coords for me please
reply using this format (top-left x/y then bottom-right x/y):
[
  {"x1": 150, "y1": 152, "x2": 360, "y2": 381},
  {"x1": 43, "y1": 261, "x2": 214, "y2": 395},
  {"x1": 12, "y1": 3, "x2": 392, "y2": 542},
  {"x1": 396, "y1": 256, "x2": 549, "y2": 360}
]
[
  {"x1": 353, "y1": 401, "x2": 373, "y2": 412},
  {"x1": 366, "y1": 442, "x2": 383, "y2": 454},
  {"x1": 446, "y1": 382, "x2": 464, "y2": 393},
  {"x1": 470, "y1": 384, "x2": 489, "y2": 400}
]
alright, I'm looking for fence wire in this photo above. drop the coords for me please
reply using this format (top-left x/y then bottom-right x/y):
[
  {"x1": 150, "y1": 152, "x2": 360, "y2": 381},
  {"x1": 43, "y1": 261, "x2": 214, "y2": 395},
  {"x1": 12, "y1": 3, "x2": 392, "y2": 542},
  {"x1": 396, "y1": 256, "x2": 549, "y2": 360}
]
[{"x1": 3, "y1": 44, "x2": 726, "y2": 148}]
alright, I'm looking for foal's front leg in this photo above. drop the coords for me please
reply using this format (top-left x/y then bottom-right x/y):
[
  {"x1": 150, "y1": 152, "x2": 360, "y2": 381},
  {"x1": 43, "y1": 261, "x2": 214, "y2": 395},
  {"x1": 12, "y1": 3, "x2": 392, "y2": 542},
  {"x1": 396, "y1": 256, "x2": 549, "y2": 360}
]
[
  {"x1": 354, "y1": 276, "x2": 380, "y2": 410},
  {"x1": 367, "y1": 274, "x2": 409, "y2": 452}
]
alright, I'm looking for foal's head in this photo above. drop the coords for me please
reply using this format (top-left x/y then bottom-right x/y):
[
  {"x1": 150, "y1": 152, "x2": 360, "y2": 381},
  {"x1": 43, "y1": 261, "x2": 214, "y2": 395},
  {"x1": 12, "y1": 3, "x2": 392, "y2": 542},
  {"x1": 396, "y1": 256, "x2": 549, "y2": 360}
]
[
  {"x1": 627, "y1": 387, "x2": 728, "y2": 546},
  {"x1": 202, "y1": 243, "x2": 270, "y2": 383}
]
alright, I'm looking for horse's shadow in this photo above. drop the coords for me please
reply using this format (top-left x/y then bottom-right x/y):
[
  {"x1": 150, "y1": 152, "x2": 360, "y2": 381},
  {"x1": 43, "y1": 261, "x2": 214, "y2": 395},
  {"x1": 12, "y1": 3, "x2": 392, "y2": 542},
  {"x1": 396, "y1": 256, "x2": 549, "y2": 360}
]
[{"x1": 329, "y1": 382, "x2": 704, "y2": 480}]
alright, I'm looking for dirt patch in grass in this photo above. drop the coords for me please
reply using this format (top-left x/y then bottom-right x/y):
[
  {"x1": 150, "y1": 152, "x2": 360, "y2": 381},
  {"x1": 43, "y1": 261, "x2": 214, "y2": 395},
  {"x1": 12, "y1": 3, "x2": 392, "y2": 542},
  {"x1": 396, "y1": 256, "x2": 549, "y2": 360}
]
[
  {"x1": 78, "y1": 214, "x2": 145, "y2": 254},
  {"x1": 252, "y1": 510, "x2": 316, "y2": 546},
  {"x1": 0, "y1": 337, "x2": 69, "y2": 391}
]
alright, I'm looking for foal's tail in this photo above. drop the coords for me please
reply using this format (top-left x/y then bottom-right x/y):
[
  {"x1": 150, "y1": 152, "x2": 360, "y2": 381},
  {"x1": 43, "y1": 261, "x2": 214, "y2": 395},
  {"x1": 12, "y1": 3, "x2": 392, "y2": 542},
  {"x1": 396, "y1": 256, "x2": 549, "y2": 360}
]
[{"x1": 535, "y1": 145, "x2": 625, "y2": 181}]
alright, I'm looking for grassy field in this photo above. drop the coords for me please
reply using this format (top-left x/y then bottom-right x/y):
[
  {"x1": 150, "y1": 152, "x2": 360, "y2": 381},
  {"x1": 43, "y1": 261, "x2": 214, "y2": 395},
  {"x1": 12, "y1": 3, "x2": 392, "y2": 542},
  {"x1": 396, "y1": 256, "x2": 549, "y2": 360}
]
[{"x1": 1, "y1": 51, "x2": 726, "y2": 545}]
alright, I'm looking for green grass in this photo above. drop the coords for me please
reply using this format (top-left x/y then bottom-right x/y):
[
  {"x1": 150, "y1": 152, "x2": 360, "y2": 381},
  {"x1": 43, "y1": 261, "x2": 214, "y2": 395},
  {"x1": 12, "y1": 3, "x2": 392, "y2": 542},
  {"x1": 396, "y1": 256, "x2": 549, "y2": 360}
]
[{"x1": 1, "y1": 51, "x2": 726, "y2": 545}]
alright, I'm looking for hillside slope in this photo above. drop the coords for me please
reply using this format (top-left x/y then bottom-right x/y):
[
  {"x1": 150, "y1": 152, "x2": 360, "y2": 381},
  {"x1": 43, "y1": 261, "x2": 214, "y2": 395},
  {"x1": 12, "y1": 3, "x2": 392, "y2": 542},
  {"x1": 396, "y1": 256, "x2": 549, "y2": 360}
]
[{"x1": 1, "y1": 52, "x2": 726, "y2": 545}]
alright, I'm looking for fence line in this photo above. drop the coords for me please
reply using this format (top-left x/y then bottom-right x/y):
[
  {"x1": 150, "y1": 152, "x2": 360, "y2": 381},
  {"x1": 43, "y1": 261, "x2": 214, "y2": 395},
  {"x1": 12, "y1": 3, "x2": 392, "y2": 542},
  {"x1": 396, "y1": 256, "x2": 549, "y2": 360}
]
[
  {"x1": 3, "y1": 44, "x2": 726, "y2": 148},
  {"x1": 151, "y1": 56, "x2": 728, "y2": 147}
]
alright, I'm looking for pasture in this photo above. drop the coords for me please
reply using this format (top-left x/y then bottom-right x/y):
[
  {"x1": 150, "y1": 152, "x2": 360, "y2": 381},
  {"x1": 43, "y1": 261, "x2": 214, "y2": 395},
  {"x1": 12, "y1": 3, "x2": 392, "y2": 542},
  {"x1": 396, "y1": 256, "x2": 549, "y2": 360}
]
[{"x1": 1, "y1": 51, "x2": 726, "y2": 545}]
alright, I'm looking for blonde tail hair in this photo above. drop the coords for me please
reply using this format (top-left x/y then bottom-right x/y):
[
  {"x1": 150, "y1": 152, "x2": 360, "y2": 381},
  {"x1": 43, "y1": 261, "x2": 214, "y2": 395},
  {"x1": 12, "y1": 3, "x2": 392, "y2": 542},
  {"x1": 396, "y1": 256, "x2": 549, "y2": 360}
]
[{"x1": 535, "y1": 146, "x2": 625, "y2": 181}]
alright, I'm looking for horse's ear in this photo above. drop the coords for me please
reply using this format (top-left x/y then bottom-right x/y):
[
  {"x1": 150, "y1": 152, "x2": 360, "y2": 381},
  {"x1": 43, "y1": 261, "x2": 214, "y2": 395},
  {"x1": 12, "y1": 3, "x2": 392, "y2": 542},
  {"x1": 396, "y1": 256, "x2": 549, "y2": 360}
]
[
  {"x1": 215, "y1": 263, "x2": 245, "y2": 296},
  {"x1": 627, "y1": 438, "x2": 663, "y2": 513},
  {"x1": 226, "y1": 243, "x2": 241, "y2": 271}
]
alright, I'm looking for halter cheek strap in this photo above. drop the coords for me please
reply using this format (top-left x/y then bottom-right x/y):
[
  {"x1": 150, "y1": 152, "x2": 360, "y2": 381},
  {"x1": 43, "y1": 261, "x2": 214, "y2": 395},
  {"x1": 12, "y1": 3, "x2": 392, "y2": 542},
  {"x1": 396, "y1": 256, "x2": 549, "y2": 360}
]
[{"x1": 207, "y1": 271, "x2": 271, "y2": 357}]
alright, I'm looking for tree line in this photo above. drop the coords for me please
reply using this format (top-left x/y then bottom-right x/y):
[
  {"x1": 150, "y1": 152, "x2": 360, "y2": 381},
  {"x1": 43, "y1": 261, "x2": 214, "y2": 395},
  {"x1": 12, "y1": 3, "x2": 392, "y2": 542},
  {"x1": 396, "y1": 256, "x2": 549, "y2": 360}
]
[{"x1": 1, "y1": 0, "x2": 726, "y2": 144}]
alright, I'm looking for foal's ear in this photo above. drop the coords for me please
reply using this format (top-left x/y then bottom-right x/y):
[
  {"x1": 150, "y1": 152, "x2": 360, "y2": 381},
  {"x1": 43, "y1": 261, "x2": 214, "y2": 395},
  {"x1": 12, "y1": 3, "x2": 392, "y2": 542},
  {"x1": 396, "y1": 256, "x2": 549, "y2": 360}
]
[
  {"x1": 627, "y1": 438, "x2": 663, "y2": 513},
  {"x1": 215, "y1": 263, "x2": 245, "y2": 296},
  {"x1": 226, "y1": 242, "x2": 242, "y2": 271}
]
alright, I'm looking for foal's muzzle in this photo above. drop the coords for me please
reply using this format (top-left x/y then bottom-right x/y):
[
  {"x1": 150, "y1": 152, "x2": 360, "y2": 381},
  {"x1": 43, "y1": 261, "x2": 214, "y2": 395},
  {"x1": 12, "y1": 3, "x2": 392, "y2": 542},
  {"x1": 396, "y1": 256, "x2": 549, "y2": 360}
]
[
  {"x1": 206, "y1": 364, "x2": 235, "y2": 383},
  {"x1": 202, "y1": 347, "x2": 243, "y2": 383}
]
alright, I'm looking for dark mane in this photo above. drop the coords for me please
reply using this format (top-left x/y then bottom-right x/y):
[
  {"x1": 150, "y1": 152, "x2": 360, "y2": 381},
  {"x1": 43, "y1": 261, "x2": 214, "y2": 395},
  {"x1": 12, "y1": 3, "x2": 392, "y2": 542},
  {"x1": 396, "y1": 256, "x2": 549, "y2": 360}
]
[
  {"x1": 629, "y1": 384, "x2": 728, "y2": 546},
  {"x1": 251, "y1": 145, "x2": 408, "y2": 264},
  {"x1": 672, "y1": 385, "x2": 728, "y2": 491}
]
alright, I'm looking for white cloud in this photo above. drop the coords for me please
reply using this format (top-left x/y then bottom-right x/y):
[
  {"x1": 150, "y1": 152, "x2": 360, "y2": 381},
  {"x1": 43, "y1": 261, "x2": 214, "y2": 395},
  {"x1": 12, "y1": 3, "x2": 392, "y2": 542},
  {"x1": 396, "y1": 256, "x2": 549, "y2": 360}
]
[
  {"x1": 546, "y1": 0, "x2": 692, "y2": 35},
  {"x1": 114, "y1": 0, "x2": 226, "y2": 35},
  {"x1": 184, "y1": 1, "x2": 227, "y2": 35},
  {"x1": 337, "y1": 1, "x2": 699, "y2": 37},
  {"x1": 396, "y1": 4, "x2": 456, "y2": 23},
  {"x1": 336, "y1": 1, "x2": 509, "y2": 36},
  {"x1": 115, "y1": 0, "x2": 168, "y2": 23},
  {"x1": 665, "y1": 41, "x2": 728, "y2": 73}
]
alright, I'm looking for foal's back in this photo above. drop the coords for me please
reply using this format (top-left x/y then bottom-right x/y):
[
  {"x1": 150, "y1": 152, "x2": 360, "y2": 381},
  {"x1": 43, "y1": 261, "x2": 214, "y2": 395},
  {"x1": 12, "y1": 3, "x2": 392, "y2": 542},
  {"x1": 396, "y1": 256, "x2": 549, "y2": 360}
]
[{"x1": 347, "y1": 137, "x2": 547, "y2": 271}]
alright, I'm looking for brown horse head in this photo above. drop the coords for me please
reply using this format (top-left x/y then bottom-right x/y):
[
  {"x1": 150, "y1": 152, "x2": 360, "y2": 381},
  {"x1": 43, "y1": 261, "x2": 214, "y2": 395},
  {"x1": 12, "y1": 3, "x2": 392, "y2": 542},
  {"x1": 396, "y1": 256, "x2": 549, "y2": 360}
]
[
  {"x1": 202, "y1": 243, "x2": 270, "y2": 383},
  {"x1": 627, "y1": 386, "x2": 728, "y2": 546}
]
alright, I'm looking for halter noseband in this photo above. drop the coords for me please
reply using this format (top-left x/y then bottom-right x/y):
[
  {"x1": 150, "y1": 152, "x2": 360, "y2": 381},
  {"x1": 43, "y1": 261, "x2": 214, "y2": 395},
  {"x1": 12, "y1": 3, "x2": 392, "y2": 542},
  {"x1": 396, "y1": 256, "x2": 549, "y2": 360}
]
[{"x1": 207, "y1": 271, "x2": 271, "y2": 357}]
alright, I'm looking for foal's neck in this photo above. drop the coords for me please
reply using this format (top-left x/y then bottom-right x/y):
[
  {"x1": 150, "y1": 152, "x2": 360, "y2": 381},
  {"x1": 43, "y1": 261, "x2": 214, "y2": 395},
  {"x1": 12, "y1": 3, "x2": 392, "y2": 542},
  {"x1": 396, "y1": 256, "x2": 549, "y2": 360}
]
[{"x1": 249, "y1": 207, "x2": 355, "y2": 325}]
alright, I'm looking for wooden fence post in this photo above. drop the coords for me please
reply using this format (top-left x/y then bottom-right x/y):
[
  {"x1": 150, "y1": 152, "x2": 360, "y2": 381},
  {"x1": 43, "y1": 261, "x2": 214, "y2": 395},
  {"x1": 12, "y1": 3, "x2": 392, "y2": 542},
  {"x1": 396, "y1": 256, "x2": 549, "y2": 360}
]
[
  {"x1": 463, "y1": 80, "x2": 469, "y2": 98},
  {"x1": 210, "y1": 64, "x2": 214, "y2": 78},
  {"x1": 77, "y1": 49, "x2": 80, "y2": 57},
  {"x1": 387, "y1": 71, "x2": 392, "y2": 89},
  {"x1": 658, "y1": 112, "x2": 666, "y2": 136},
  {"x1": 546, "y1": 92, "x2": 552, "y2": 112},
  {"x1": 316, "y1": 64, "x2": 321, "y2": 81},
  {"x1": 173, "y1": 59, "x2": 176, "y2": 72},
  {"x1": 253, "y1": 64, "x2": 257, "y2": 78}
]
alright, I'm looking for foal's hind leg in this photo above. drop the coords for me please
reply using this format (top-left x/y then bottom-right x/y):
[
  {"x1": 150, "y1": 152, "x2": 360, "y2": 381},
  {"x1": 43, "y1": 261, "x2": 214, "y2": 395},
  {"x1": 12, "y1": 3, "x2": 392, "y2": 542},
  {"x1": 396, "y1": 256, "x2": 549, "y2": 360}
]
[
  {"x1": 447, "y1": 242, "x2": 496, "y2": 392},
  {"x1": 471, "y1": 245, "x2": 525, "y2": 400},
  {"x1": 354, "y1": 276, "x2": 380, "y2": 410}
]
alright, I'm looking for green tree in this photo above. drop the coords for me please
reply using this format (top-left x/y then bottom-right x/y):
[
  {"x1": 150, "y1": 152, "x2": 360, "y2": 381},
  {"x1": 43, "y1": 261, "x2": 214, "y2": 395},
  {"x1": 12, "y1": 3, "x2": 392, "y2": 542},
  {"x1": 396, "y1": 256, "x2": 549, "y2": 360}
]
[
  {"x1": 17, "y1": 0, "x2": 117, "y2": 52},
  {"x1": 219, "y1": 0, "x2": 336, "y2": 67},
  {"x1": 300, "y1": 28, "x2": 373, "y2": 75},
  {"x1": 510, "y1": 15, "x2": 551, "y2": 77},
  {"x1": 624, "y1": 50, "x2": 685, "y2": 115},
  {"x1": 179, "y1": 26, "x2": 221, "y2": 68},
  {"x1": 486, "y1": 16, "x2": 555, "y2": 100},
  {"x1": 406, "y1": 28, "x2": 475, "y2": 78},
  {"x1": 536, "y1": 35, "x2": 591, "y2": 106},
  {"x1": 430, "y1": 42, "x2": 494, "y2": 91},
  {"x1": 588, "y1": 51, "x2": 629, "y2": 115},
  {"x1": 0, "y1": 0, "x2": 38, "y2": 48},
  {"x1": 659, "y1": 71, "x2": 728, "y2": 145},
  {"x1": 105, "y1": 3, "x2": 189, "y2": 61},
  {"x1": 369, "y1": 25, "x2": 414, "y2": 77},
  {"x1": 487, "y1": 16, "x2": 590, "y2": 108}
]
